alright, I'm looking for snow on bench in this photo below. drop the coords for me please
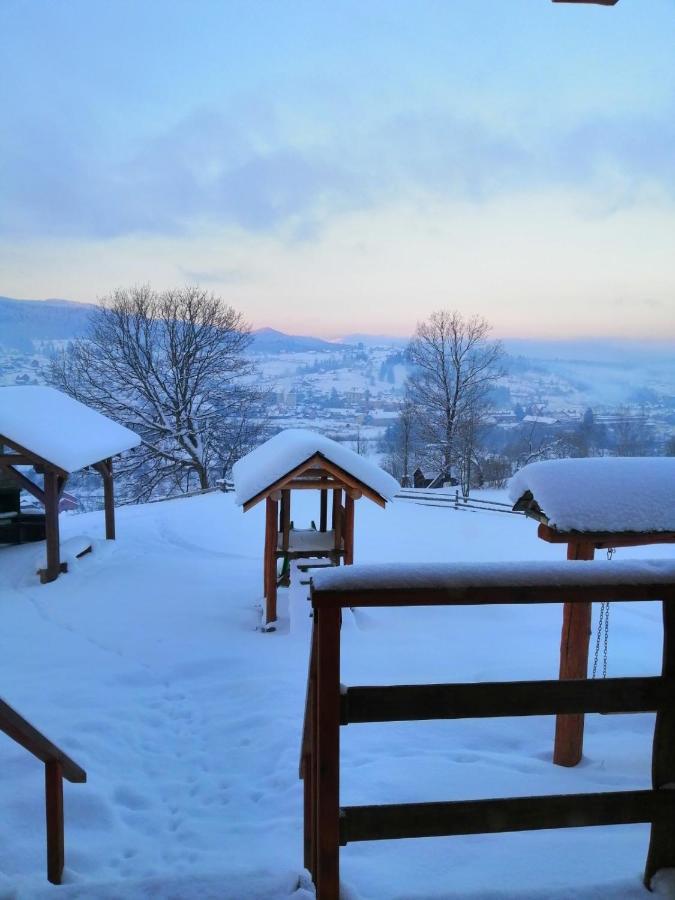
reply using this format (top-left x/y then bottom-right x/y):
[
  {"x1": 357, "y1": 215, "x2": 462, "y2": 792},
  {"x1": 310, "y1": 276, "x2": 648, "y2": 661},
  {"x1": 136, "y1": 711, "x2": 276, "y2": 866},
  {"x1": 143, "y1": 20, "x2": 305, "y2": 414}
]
[
  {"x1": 509, "y1": 457, "x2": 675, "y2": 534},
  {"x1": 312, "y1": 558, "x2": 675, "y2": 593}
]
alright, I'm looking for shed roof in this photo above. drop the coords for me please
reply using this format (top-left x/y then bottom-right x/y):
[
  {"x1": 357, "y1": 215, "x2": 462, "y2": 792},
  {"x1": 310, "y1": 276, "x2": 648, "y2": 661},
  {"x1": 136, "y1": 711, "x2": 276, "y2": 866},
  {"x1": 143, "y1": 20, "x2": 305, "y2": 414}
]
[
  {"x1": 233, "y1": 428, "x2": 399, "y2": 508},
  {"x1": 0, "y1": 386, "x2": 141, "y2": 473},
  {"x1": 509, "y1": 457, "x2": 675, "y2": 534}
]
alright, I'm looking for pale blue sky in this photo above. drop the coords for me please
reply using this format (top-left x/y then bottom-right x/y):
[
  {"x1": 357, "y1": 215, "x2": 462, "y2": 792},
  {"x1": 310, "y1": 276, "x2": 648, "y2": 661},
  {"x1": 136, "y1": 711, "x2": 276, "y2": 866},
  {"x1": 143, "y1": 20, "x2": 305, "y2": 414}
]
[{"x1": 1, "y1": 0, "x2": 674, "y2": 337}]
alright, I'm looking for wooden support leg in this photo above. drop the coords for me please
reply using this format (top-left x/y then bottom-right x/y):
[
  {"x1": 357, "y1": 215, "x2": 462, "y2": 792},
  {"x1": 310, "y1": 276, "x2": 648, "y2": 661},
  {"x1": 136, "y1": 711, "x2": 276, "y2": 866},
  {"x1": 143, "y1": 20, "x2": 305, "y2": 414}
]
[
  {"x1": 264, "y1": 498, "x2": 278, "y2": 625},
  {"x1": 315, "y1": 606, "x2": 341, "y2": 900},
  {"x1": 102, "y1": 459, "x2": 115, "y2": 540},
  {"x1": 644, "y1": 590, "x2": 675, "y2": 886},
  {"x1": 45, "y1": 760, "x2": 64, "y2": 885},
  {"x1": 320, "y1": 484, "x2": 328, "y2": 533},
  {"x1": 344, "y1": 494, "x2": 355, "y2": 566},
  {"x1": 42, "y1": 471, "x2": 62, "y2": 584},
  {"x1": 553, "y1": 541, "x2": 594, "y2": 767}
]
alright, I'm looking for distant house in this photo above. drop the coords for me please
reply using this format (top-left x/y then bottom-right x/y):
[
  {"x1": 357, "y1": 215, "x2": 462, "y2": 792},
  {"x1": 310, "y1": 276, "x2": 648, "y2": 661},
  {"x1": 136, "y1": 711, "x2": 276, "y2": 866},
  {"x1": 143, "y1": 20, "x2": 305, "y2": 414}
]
[{"x1": 412, "y1": 467, "x2": 459, "y2": 489}]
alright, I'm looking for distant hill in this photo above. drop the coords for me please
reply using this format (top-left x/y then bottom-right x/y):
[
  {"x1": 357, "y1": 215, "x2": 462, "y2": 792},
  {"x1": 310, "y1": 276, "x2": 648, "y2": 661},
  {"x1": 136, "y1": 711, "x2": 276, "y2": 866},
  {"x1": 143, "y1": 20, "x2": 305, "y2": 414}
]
[
  {"x1": 0, "y1": 296, "x2": 93, "y2": 352},
  {"x1": 339, "y1": 333, "x2": 409, "y2": 348},
  {"x1": 250, "y1": 327, "x2": 341, "y2": 354}
]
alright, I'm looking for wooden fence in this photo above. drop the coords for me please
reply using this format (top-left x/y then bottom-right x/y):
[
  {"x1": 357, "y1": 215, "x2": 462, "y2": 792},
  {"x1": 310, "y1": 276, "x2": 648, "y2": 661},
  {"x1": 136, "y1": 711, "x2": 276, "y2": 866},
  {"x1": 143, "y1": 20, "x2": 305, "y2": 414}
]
[
  {"x1": 0, "y1": 698, "x2": 86, "y2": 884},
  {"x1": 395, "y1": 488, "x2": 523, "y2": 515},
  {"x1": 300, "y1": 560, "x2": 675, "y2": 900}
]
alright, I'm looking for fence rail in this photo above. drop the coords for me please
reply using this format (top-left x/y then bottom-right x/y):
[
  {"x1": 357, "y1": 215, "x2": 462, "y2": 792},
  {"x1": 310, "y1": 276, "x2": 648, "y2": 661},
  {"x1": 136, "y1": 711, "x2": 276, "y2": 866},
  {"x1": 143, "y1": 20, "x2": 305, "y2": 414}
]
[
  {"x1": 0, "y1": 698, "x2": 86, "y2": 884},
  {"x1": 300, "y1": 562, "x2": 675, "y2": 900},
  {"x1": 395, "y1": 488, "x2": 522, "y2": 515}
]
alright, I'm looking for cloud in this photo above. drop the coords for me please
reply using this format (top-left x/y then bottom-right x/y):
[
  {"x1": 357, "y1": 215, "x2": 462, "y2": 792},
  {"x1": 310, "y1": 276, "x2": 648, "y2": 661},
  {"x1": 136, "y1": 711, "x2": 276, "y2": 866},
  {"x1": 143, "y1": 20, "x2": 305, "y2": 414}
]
[
  {"x1": 1, "y1": 101, "x2": 673, "y2": 242},
  {"x1": 177, "y1": 265, "x2": 253, "y2": 285}
]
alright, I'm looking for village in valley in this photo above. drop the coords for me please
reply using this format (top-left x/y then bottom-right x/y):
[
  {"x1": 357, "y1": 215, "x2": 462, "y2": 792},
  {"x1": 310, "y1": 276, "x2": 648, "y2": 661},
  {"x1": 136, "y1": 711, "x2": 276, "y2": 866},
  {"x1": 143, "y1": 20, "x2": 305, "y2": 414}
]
[{"x1": 2, "y1": 1, "x2": 675, "y2": 899}]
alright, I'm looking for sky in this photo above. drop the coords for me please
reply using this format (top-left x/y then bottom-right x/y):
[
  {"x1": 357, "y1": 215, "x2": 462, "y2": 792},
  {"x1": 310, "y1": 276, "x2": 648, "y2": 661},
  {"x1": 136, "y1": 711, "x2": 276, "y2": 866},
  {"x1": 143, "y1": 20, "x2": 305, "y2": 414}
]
[{"x1": 1, "y1": 0, "x2": 674, "y2": 339}]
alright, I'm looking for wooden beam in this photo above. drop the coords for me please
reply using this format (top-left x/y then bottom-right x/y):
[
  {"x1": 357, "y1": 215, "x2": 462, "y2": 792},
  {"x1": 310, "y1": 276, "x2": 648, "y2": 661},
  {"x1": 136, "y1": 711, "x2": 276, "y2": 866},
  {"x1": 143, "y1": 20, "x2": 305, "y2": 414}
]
[
  {"x1": 281, "y1": 489, "x2": 291, "y2": 552},
  {"x1": 553, "y1": 1, "x2": 618, "y2": 5},
  {"x1": 341, "y1": 676, "x2": 670, "y2": 725},
  {"x1": 315, "y1": 605, "x2": 341, "y2": 900},
  {"x1": 0, "y1": 434, "x2": 68, "y2": 478},
  {"x1": 320, "y1": 478, "x2": 328, "y2": 532},
  {"x1": 45, "y1": 761, "x2": 64, "y2": 884},
  {"x1": 538, "y1": 523, "x2": 675, "y2": 548},
  {"x1": 0, "y1": 465, "x2": 46, "y2": 505},
  {"x1": 286, "y1": 480, "x2": 348, "y2": 491},
  {"x1": 645, "y1": 590, "x2": 675, "y2": 886},
  {"x1": 41, "y1": 471, "x2": 61, "y2": 584},
  {"x1": 344, "y1": 493, "x2": 355, "y2": 565},
  {"x1": 0, "y1": 454, "x2": 33, "y2": 465},
  {"x1": 93, "y1": 459, "x2": 115, "y2": 539},
  {"x1": 340, "y1": 789, "x2": 669, "y2": 845},
  {"x1": 264, "y1": 497, "x2": 278, "y2": 624},
  {"x1": 554, "y1": 540, "x2": 594, "y2": 767},
  {"x1": 0, "y1": 700, "x2": 86, "y2": 782}
]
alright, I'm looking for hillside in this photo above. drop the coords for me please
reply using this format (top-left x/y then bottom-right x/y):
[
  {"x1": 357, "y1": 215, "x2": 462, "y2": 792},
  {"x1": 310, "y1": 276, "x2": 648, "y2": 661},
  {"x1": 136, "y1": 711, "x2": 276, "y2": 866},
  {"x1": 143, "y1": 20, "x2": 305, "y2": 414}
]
[{"x1": 1, "y1": 490, "x2": 674, "y2": 898}]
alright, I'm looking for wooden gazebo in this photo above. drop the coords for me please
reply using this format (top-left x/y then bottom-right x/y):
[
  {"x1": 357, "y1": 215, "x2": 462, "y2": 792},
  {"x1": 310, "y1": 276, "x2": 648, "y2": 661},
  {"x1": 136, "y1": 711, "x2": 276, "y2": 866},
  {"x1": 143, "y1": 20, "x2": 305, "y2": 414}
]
[
  {"x1": 511, "y1": 457, "x2": 675, "y2": 767},
  {"x1": 0, "y1": 386, "x2": 140, "y2": 583},
  {"x1": 232, "y1": 429, "x2": 399, "y2": 627}
]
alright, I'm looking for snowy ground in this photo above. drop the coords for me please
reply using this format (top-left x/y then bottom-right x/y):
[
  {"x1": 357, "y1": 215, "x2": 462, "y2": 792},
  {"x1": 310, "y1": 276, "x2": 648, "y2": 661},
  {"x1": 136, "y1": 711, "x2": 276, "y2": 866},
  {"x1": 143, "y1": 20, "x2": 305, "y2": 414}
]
[{"x1": 1, "y1": 490, "x2": 675, "y2": 899}]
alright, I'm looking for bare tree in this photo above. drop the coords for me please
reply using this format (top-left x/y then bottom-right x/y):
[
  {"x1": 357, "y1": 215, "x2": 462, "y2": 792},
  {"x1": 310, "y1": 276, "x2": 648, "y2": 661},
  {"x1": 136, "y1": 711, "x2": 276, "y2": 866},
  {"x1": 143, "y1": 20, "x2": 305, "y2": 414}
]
[
  {"x1": 406, "y1": 310, "x2": 503, "y2": 480},
  {"x1": 50, "y1": 285, "x2": 267, "y2": 501},
  {"x1": 382, "y1": 399, "x2": 417, "y2": 485}
]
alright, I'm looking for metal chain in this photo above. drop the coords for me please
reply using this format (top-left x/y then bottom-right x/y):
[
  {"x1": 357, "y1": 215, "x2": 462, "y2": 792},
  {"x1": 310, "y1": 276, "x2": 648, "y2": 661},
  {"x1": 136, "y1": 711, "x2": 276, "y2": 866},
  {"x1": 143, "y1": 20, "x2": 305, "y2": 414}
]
[{"x1": 591, "y1": 548, "x2": 615, "y2": 679}]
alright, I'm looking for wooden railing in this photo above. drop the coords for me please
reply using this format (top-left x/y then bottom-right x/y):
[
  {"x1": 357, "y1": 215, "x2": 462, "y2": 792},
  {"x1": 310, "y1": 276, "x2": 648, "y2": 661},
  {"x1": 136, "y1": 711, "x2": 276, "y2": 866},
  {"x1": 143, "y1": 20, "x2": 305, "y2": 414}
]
[
  {"x1": 0, "y1": 698, "x2": 86, "y2": 884},
  {"x1": 300, "y1": 559, "x2": 675, "y2": 900}
]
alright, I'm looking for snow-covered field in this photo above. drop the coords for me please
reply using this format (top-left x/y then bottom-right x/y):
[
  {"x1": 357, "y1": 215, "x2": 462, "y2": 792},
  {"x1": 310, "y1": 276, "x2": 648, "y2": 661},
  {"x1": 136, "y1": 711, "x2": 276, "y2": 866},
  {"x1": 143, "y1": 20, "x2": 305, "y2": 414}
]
[{"x1": 1, "y1": 490, "x2": 675, "y2": 899}]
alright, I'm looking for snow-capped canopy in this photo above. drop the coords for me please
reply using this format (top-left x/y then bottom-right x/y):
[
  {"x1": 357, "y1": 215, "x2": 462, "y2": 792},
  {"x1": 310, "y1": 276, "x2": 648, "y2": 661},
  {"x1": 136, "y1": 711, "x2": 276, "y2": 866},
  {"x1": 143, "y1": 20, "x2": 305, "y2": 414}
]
[
  {"x1": 233, "y1": 428, "x2": 399, "y2": 508},
  {"x1": 0, "y1": 386, "x2": 141, "y2": 473},
  {"x1": 509, "y1": 457, "x2": 675, "y2": 534}
]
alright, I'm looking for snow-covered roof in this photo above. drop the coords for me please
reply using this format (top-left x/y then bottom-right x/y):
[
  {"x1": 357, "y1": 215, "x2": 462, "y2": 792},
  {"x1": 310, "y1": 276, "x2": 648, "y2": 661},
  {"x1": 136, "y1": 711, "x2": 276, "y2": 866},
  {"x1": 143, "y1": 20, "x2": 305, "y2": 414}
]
[
  {"x1": 232, "y1": 428, "x2": 399, "y2": 507},
  {"x1": 509, "y1": 457, "x2": 675, "y2": 534},
  {"x1": 0, "y1": 386, "x2": 141, "y2": 473}
]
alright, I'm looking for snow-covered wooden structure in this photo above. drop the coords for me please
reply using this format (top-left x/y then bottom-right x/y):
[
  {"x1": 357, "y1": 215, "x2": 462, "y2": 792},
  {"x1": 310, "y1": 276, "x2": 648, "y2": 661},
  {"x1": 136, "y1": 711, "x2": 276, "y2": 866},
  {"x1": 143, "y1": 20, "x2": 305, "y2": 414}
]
[
  {"x1": 0, "y1": 386, "x2": 141, "y2": 583},
  {"x1": 233, "y1": 429, "x2": 399, "y2": 626},
  {"x1": 510, "y1": 457, "x2": 675, "y2": 767}
]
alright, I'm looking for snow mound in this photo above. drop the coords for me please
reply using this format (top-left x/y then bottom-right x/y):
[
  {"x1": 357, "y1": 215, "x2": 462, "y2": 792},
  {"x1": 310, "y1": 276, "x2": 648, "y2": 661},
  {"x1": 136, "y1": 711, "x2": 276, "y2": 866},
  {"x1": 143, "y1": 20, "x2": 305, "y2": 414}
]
[
  {"x1": 0, "y1": 386, "x2": 140, "y2": 473},
  {"x1": 509, "y1": 457, "x2": 675, "y2": 534},
  {"x1": 232, "y1": 428, "x2": 399, "y2": 507}
]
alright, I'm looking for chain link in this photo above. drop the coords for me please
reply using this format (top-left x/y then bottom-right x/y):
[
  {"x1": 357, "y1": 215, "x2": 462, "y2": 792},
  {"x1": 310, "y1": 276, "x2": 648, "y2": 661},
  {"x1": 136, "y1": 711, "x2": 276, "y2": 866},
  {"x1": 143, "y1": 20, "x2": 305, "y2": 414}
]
[{"x1": 591, "y1": 548, "x2": 615, "y2": 679}]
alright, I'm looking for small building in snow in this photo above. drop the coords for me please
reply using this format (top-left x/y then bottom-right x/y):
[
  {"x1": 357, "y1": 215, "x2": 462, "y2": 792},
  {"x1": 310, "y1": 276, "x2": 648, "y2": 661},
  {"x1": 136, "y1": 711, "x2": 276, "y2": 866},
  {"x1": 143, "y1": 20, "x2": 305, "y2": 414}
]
[
  {"x1": 0, "y1": 386, "x2": 141, "y2": 582},
  {"x1": 233, "y1": 428, "x2": 399, "y2": 627}
]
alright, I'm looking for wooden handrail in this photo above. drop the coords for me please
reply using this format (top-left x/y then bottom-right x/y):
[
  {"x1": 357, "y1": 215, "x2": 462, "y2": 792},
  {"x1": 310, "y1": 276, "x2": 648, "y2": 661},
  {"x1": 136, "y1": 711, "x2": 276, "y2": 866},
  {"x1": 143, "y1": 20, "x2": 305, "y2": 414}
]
[
  {"x1": 301, "y1": 566, "x2": 675, "y2": 900},
  {"x1": 0, "y1": 698, "x2": 86, "y2": 884}
]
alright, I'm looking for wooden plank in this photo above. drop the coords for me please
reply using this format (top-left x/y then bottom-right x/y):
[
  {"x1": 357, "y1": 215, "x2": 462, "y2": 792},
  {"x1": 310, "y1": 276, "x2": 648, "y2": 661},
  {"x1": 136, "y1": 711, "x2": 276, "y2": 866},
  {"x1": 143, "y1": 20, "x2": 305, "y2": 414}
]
[
  {"x1": 311, "y1": 581, "x2": 670, "y2": 610},
  {"x1": 341, "y1": 676, "x2": 670, "y2": 724},
  {"x1": 554, "y1": 540, "x2": 594, "y2": 767},
  {"x1": 645, "y1": 591, "x2": 675, "y2": 886},
  {"x1": 538, "y1": 523, "x2": 675, "y2": 548},
  {"x1": 0, "y1": 699, "x2": 86, "y2": 782},
  {"x1": 315, "y1": 606, "x2": 341, "y2": 900},
  {"x1": 340, "y1": 789, "x2": 672, "y2": 844},
  {"x1": 286, "y1": 480, "x2": 348, "y2": 491},
  {"x1": 45, "y1": 761, "x2": 64, "y2": 884}
]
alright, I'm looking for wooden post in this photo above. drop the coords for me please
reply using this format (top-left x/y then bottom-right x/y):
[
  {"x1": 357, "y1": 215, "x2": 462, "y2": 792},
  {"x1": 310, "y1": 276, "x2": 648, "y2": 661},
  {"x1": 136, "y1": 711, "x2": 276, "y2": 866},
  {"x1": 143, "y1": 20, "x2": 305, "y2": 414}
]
[
  {"x1": 264, "y1": 497, "x2": 278, "y2": 625},
  {"x1": 281, "y1": 489, "x2": 291, "y2": 552},
  {"x1": 344, "y1": 493, "x2": 355, "y2": 565},
  {"x1": 553, "y1": 540, "x2": 594, "y2": 766},
  {"x1": 45, "y1": 760, "x2": 64, "y2": 885},
  {"x1": 644, "y1": 589, "x2": 675, "y2": 886},
  {"x1": 101, "y1": 459, "x2": 115, "y2": 540},
  {"x1": 315, "y1": 605, "x2": 341, "y2": 900},
  {"x1": 42, "y1": 471, "x2": 61, "y2": 584},
  {"x1": 333, "y1": 490, "x2": 343, "y2": 560},
  {"x1": 320, "y1": 480, "x2": 328, "y2": 533}
]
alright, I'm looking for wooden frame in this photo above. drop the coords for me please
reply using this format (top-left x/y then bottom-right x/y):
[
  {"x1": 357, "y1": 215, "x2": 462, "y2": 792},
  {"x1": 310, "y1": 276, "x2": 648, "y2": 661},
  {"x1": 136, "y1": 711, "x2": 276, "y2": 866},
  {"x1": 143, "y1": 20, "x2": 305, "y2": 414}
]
[
  {"x1": 249, "y1": 453, "x2": 390, "y2": 626},
  {"x1": 0, "y1": 434, "x2": 118, "y2": 583},
  {"x1": 301, "y1": 574, "x2": 675, "y2": 900},
  {"x1": 0, "y1": 698, "x2": 86, "y2": 884}
]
